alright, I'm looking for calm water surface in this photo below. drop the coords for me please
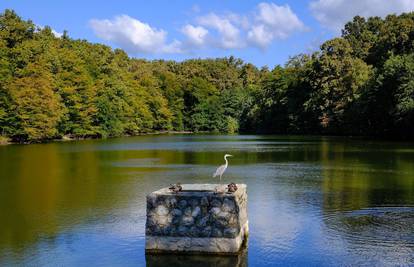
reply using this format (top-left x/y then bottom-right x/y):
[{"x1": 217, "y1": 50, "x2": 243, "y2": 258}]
[{"x1": 0, "y1": 135, "x2": 413, "y2": 266}]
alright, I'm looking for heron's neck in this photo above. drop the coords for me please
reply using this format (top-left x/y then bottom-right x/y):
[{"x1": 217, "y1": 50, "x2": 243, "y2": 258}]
[{"x1": 224, "y1": 156, "x2": 229, "y2": 167}]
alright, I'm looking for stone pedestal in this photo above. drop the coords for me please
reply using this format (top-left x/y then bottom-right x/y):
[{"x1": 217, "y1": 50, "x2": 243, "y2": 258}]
[{"x1": 145, "y1": 184, "x2": 248, "y2": 254}]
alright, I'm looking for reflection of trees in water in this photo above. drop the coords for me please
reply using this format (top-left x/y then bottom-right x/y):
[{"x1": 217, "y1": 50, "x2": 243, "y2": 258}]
[
  {"x1": 0, "y1": 143, "x2": 105, "y2": 252},
  {"x1": 146, "y1": 247, "x2": 248, "y2": 267},
  {"x1": 1, "y1": 136, "x2": 413, "y2": 263},
  {"x1": 319, "y1": 140, "x2": 414, "y2": 265},
  {"x1": 320, "y1": 140, "x2": 414, "y2": 211},
  {"x1": 0, "y1": 143, "x2": 191, "y2": 253},
  {"x1": 0, "y1": 142, "x2": 148, "y2": 253}
]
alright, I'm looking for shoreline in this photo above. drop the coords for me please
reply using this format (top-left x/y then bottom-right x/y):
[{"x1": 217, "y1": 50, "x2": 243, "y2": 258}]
[
  {"x1": 2, "y1": 131, "x2": 413, "y2": 146},
  {"x1": 60, "y1": 130, "x2": 195, "y2": 140},
  {"x1": 0, "y1": 131, "x2": 194, "y2": 146},
  {"x1": 0, "y1": 136, "x2": 10, "y2": 146}
]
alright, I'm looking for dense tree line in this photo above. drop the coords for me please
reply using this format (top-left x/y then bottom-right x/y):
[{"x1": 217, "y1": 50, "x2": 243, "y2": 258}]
[{"x1": 0, "y1": 10, "x2": 413, "y2": 142}]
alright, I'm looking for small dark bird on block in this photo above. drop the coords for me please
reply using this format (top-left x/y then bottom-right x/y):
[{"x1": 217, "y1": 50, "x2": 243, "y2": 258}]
[
  {"x1": 169, "y1": 183, "x2": 182, "y2": 193},
  {"x1": 227, "y1": 183, "x2": 238, "y2": 193}
]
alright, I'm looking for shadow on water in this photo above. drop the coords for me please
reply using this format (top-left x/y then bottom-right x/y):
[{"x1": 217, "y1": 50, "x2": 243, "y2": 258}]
[{"x1": 146, "y1": 248, "x2": 248, "y2": 267}]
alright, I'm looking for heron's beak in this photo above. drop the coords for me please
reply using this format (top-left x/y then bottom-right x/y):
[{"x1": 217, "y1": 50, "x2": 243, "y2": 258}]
[{"x1": 229, "y1": 154, "x2": 233, "y2": 157}]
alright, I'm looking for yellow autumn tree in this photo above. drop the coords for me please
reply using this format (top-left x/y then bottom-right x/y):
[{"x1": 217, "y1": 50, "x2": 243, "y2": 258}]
[{"x1": 7, "y1": 60, "x2": 63, "y2": 141}]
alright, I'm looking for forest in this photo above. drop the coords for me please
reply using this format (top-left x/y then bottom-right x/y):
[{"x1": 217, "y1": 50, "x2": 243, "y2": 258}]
[{"x1": 0, "y1": 9, "x2": 413, "y2": 142}]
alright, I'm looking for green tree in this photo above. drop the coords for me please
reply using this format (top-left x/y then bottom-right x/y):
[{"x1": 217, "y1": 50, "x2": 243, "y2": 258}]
[
  {"x1": 158, "y1": 71, "x2": 184, "y2": 130},
  {"x1": 366, "y1": 54, "x2": 414, "y2": 137},
  {"x1": 342, "y1": 16, "x2": 382, "y2": 61},
  {"x1": 0, "y1": 38, "x2": 14, "y2": 136},
  {"x1": 0, "y1": 9, "x2": 35, "y2": 49},
  {"x1": 254, "y1": 66, "x2": 289, "y2": 133},
  {"x1": 7, "y1": 61, "x2": 63, "y2": 141},
  {"x1": 306, "y1": 38, "x2": 372, "y2": 133},
  {"x1": 55, "y1": 46, "x2": 98, "y2": 137},
  {"x1": 1, "y1": 9, "x2": 414, "y2": 142}
]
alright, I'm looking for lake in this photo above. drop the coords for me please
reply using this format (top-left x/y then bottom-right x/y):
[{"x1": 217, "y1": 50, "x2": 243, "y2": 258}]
[{"x1": 0, "y1": 135, "x2": 413, "y2": 266}]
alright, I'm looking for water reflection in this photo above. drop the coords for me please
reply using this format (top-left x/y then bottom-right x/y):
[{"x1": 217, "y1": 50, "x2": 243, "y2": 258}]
[
  {"x1": 146, "y1": 247, "x2": 247, "y2": 267},
  {"x1": 0, "y1": 135, "x2": 413, "y2": 266},
  {"x1": 318, "y1": 140, "x2": 414, "y2": 265}
]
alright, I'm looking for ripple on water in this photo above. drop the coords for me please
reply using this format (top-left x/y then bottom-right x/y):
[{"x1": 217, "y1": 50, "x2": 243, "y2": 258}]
[{"x1": 322, "y1": 206, "x2": 414, "y2": 265}]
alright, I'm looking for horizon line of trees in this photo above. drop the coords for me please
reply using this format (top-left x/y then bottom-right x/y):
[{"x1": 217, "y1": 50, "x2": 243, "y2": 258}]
[{"x1": 0, "y1": 9, "x2": 413, "y2": 142}]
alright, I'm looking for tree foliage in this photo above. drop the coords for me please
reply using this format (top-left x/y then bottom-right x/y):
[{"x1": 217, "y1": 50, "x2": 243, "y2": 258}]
[{"x1": 0, "y1": 9, "x2": 413, "y2": 142}]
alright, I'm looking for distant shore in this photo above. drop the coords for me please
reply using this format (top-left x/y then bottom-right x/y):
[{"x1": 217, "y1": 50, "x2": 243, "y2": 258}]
[
  {"x1": 0, "y1": 131, "x2": 194, "y2": 145},
  {"x1": 3, "y1": 132, "x2": 413, "y2": 146}
]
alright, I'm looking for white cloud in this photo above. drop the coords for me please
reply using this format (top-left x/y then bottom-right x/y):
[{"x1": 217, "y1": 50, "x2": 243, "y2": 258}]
[
  {"x1": 37, "y1": 25, "x2": 63, "y2": 38},
  {"x1": 52, "y1": 29, "x2": 63, "y2": 38},
  {"x1": 248, "y1": 2, "x2": 307, "y2": 48},
  {"x1": 181, "y1": 24, "x2": 208, "y2": 46},
  {"x1": 197, "y1": 13, "x2": 243, "y2": 49},
  {"x1": 310, "y1": 0, "x2": 414, "y2": 32},
  {"x1": 226, "y1": 13, "x2": 250, "y2": 30},
  {"x1": 89, "y1": 2, "x2": 306, "y2": 55},
  {"x1": 193, "y1": 3, "x2": 305, "y2": 50},
  {"x1": 247, "y1": 25, "x2": 274, "y2": 48},
  {"x1": 89, "y1": 15, "x2": 181, "y2": 54}
]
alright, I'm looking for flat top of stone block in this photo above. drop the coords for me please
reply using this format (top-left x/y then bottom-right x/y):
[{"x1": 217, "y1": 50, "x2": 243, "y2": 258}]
[{"x1": 150, "y1": 184, "x2": 246, "y2": 197}]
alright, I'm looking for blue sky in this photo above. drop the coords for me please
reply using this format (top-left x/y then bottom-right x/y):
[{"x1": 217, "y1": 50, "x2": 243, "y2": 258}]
[{"x1": 1, "y1": 0, "x2": 414, "y2": 67}]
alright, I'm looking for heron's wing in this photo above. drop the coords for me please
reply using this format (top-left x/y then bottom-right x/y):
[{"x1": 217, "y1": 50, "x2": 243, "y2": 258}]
[{"x1": 213, "y1": 164, "x2": 226, "y2": 177}]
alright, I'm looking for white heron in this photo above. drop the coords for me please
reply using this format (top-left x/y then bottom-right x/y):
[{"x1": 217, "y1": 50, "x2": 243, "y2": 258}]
[{"x1": 213, "y1": 154, "x2": 233, "y2": 181}]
